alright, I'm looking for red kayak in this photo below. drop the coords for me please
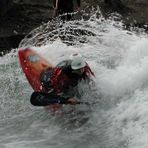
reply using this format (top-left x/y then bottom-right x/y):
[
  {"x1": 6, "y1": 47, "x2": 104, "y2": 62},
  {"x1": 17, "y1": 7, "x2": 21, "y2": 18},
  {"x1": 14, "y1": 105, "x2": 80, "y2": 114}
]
[{"x1": 18, "y1": 48, "x2": 62, "y2": 112}]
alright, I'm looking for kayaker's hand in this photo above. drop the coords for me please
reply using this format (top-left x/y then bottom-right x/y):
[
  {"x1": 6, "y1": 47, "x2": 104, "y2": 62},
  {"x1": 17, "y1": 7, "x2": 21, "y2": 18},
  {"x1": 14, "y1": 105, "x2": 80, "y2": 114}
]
[{"x1": 67, "y1": 97, "x2": 79, "y2": 105}]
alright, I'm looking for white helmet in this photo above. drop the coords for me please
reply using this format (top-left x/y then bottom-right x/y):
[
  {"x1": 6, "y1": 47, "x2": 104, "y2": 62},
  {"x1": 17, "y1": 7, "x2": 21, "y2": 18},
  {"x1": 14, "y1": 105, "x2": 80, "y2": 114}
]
[{"x1": 70, "y1": 53, "x2": 86, "y2": 70}]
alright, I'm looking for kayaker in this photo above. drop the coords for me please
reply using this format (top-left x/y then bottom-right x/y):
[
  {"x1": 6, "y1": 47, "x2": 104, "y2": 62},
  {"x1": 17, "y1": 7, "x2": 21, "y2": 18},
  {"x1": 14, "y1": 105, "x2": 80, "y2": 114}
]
[{"x1": 30, "y1": 53, "x2": 95, "y2": 106}]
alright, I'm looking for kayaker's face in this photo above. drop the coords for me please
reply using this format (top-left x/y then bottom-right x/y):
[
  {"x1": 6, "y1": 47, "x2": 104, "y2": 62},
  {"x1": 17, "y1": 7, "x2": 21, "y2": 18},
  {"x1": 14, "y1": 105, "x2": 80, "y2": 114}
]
[{"x1": 72, "y1": 67, "x2": 85, "y2": 75}]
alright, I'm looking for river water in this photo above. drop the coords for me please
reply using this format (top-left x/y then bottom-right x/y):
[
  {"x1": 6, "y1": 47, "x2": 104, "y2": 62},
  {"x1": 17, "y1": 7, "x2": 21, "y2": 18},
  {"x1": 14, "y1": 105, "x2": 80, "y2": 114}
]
[{"x1": 0, "y1": 13, "x2": 148, "y2": 148}]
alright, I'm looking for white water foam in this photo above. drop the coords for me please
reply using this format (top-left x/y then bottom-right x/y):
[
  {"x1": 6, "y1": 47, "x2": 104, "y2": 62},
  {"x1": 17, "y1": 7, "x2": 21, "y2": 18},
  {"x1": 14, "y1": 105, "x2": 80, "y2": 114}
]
[{"x1": 0, "y1": 14, "x2": 148, "y2": 148}]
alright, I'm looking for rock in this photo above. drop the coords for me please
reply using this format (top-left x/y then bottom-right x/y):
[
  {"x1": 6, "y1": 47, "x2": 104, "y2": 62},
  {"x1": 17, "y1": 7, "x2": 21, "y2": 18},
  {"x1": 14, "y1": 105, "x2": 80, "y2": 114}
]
[
  {"x1": 0, "y1": 34, "x2": 24, "y2": 56},
  {"x1": 0, "y1": 0, "x2": 13, "y2": 17},
  {"x1": 121, "y1": 0, "x2": 148, "y2": 28},
  {"x1": 0, "y1": 0, "x2": 53, "y2": 55},
  {"x1": 0, "y1": 0, "x2": 148, "y2": 55},
  {"x1": 135, "y1": 0, "x2": 148, "y2": 5},
  {"x1": 85, "y1": 0, "x2": 148, "y2": 30},
  {"x1": 14, "y1": 0, "x2": 50, "y2": 6}
]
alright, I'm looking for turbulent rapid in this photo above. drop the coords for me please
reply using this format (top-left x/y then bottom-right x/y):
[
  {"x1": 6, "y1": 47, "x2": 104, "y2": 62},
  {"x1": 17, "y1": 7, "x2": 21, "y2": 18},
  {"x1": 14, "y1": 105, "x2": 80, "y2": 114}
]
[{"x1": 1, "y1": 12, "x2": 148, "y2": 148}]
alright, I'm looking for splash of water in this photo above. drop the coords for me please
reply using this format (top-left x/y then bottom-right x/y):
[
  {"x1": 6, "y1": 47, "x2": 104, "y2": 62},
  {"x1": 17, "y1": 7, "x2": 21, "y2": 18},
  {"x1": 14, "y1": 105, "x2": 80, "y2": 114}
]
[{"x1": 1, "y1": 11, "x2": 148, "y2": 148}]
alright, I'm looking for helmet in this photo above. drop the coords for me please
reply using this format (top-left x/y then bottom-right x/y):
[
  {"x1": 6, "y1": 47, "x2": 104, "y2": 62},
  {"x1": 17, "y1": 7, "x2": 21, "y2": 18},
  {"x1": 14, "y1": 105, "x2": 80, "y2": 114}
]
[{"x1": 70, "y1": 53, "x2": 86, "y2": 70}]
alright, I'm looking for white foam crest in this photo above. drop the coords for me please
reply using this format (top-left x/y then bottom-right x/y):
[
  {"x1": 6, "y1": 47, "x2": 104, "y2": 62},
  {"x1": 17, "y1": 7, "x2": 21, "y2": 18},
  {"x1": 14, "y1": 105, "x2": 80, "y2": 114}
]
[
  {"x1": 95, "y1": 37, "x2": 148, "y2": 98},
  {"x1": 123, "y1": 38, "x2": 148, "y2": 65},
  {"x1": 106, "y1": 88, "x2": 148, "y2": 148},
  {"x1": 93, "y1": 36, "x2": 148, "y2": 148},
  {"x1": 1, "y1": 14, "x2": 148, "y2": 148}
]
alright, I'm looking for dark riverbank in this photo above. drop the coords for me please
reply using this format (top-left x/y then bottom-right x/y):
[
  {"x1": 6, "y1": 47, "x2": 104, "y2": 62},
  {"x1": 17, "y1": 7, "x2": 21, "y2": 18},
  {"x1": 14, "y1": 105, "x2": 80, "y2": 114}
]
[
  {"x1": 0, "y1": 0, "x2": 52, "y2": 55},
  {"x1": 0, "y1": 0, "x2": 148, "y2": 55}
]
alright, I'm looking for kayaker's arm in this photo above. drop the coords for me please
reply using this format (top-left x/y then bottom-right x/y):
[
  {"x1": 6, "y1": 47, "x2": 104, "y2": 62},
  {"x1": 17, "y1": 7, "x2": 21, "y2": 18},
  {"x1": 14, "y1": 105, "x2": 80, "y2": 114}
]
[
  {"x1": 30, "y1": 92, "x2": 79, "y2": 106},
  {"x1": 30, "y1": 92, "x2": 69, "y2": 106}
]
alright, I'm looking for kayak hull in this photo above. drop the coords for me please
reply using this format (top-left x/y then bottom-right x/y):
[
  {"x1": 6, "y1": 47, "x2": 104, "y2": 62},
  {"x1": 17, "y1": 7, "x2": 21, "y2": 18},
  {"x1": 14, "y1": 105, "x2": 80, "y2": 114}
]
[{"x1": 18, "y1": 48, "x2": 62, "y2": 111}]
